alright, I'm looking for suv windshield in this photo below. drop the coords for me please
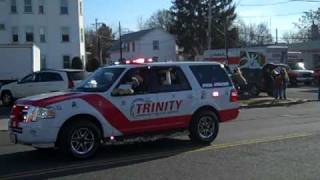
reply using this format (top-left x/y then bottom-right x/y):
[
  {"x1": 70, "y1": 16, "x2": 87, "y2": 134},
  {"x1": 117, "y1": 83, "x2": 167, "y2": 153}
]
[{"x1": 76, "y1": 68, "x2": 124, "y2": 92}]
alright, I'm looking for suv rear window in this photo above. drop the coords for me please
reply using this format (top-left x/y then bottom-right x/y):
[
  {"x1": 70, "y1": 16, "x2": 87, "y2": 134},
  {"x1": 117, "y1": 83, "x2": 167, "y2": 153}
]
[
  {"x1": 190, "y1": 65, "x2": 231, "y2": 88},
  {"x1": 67, "y1": 71, "x2": 86, "y2": 81}
]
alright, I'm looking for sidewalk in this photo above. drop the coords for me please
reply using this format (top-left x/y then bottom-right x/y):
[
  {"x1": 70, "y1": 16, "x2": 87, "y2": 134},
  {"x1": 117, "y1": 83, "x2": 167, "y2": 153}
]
[
  {"x1": 239, "y1": 97, "x2": 314, "y2": 109},
  {"x1": 0, "y1": 118, "x2": 8, "y2": 131}
]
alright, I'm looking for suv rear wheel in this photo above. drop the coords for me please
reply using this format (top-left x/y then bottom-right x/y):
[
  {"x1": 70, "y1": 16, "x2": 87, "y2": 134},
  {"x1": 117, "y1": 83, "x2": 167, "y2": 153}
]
[
  {"x1": 189, "y1": 110, "x2": 219, "y2": 144},
  {"x1": 59, "y1": 120, "x2": 101, "y2": 159},
  {"x1": 1, "y1": 91, "x2": 14, "y2": 106}
]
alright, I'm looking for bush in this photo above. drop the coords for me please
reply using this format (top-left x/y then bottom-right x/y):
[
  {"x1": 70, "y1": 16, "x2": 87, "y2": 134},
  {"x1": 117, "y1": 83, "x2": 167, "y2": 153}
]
[
  {"x1": 71, "y1": 57, "x2": 84, "y2": 69},
  {"x1": 86, "y1": 58, "x2": 100, "y2": 72}
]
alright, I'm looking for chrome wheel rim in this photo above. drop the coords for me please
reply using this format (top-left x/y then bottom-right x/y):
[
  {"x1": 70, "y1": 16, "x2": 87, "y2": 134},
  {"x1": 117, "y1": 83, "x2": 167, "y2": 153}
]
[
  {"x1": 71, "y1": 128, "x2": 95, "y2": 155},
  {"x1": 198, "y1": 116, "x2": 215, "y2": 139}
]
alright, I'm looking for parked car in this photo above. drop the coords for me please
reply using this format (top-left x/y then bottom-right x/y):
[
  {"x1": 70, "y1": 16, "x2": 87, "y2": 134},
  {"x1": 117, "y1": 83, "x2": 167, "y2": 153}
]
[
  {"x1": 9, "y1": 62, "x2": 239, "y2": 159},
  {"x1": 312, "y1": 68, "x2": 320, "y2": 85},
  {"x1": 287, "y1": 62, "x2": 314, "y2": 86},
  {"x1": 0, "y1": 69, "x2": 87, "y2": 106}
]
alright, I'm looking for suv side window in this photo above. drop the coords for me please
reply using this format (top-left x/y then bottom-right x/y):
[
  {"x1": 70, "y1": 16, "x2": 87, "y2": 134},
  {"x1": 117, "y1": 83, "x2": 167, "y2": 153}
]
[
  {"x1": 190, "y1": 65, "x2": 231, "y2": 88},
  {"x1": 153, "y1": 66, "x2": 191, "y2": 92},
  {"x1": 116, "y1": 67, "x2": 153, "y2": 95},
  {"x1": 38, "y1": 72, "x2": 63, "y2": 82}
]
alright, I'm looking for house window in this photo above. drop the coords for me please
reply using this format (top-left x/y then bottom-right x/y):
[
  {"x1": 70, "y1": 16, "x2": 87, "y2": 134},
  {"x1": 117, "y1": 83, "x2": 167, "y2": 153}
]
[
  {"x1": 11, "y1": 0, "x2": 17, "y2": 14},
  {"x1": 61, "y1": 27, "x2": 70, "y2": 42},
  {"x1": 127, "y1": 42, "x2": 130, "y2": 52},
  {"x1": 39, "y1": 27, "x2": 46, "y2": 43},
  {"x1": 25, "y1": 26, "x2": 34, "y2": 42},
  {"x1": 132, "y1": 41, "x2": 135, "y2": 52},
  {"x1": 38, "y1": 0, "x2": 44, "y2": 14},
  {"x1": 41, "y1": 54, "x2": 46, "y2": 69},
  {"x1": 80, "y1": 28, "x2": 84, "y2": 42},
  {"x1": 60, "y1": 0, "x2": 68, "y2": 15},
  {"x1": 153, "y1": 40, "x2": 159, "y2": 50},
  {"x1": 24, "y1": 0, "x2": 33, "y2": 13},
  {"x1": 12, "y1": 27, "x2": 19, "y2": 42},
  {"x1": 79, "y1": 1, "x2": 83, "y2": 16},
  {"x1": 0, "y1": 24, "x2": 5, "y2": 31},
  {"x1": 63, "y1": 55, "x2": 70, "y2": 68}
]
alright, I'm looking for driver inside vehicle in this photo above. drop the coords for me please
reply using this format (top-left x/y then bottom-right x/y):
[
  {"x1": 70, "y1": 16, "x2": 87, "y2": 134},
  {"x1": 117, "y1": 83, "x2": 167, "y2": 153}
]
[{"x1": 112, "y1": 70, "x2": 145, "y2": 95}]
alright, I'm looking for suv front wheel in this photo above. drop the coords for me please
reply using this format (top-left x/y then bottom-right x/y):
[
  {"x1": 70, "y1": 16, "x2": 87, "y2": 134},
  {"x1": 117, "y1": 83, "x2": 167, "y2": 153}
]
[
  {"x1": 189, "y1": 110, "x2": 219, "y2": 144},
  {"x1": 59, "y1": 120, "x2": 101, "y2": 159}
]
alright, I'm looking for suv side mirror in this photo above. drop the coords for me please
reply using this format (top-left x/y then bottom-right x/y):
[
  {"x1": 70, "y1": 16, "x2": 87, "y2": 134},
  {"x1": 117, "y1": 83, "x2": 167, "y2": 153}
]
[{"x1": 111, "y1": 84, "x2": 134, "y2": 96}]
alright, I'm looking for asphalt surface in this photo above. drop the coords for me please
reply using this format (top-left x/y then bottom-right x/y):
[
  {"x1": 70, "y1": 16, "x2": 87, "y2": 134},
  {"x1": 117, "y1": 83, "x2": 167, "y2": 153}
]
[{"x1": 0, "y1": 101, "x2": 320, "y2": 179}]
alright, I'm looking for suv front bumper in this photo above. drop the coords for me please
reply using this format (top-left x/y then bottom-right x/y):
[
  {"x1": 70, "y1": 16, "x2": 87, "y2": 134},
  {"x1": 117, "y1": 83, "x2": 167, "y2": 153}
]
[{"x1": 9, "y1": 121, "x2": 59, "y2": 148}]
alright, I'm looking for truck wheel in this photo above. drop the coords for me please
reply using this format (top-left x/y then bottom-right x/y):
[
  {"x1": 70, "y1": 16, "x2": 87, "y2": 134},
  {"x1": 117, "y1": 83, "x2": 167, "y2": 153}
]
[
  {"x1": 189, "y1": 110, "x2": 219, "y2": 145},
  {"x1": 59, "y1": 120, "x2": 101, "y2": 159},
  {"x1": 1, "y1": 91, "x2": 13, "y2": 106},
  {"x1": 249, "y1": 84, "x2": 260, "y2": 97}
]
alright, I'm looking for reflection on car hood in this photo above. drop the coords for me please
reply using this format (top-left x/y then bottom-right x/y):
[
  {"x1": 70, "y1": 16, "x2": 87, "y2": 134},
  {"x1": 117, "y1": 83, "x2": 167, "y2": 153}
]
[{"x1": 16, "y1": 92, "x2": 82, "y2": 107}]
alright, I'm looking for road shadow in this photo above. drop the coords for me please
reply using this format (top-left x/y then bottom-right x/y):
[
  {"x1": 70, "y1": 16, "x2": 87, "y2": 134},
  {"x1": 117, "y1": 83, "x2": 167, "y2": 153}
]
[{"x1": 0, "y1": 138, "x2": 206, "y2": 179}]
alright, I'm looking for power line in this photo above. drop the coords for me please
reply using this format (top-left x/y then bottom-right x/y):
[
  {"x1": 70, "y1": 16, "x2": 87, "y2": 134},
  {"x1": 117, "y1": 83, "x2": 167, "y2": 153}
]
[
  {"x1": 239, "y1": 12, "x2": 304, "y2": 18},
  {"x1": 239, "y1": 0, "x2": 320, "y2": 7}
]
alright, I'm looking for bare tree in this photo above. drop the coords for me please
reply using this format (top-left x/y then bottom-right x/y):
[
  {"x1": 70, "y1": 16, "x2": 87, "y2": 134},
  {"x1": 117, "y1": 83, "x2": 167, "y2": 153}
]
[
  {"x1": 238, "y1": 21, "x2": 273, "y2": 46},
  {"x1": 138, "y1": 10, "x2": 174, "y2": 32}
]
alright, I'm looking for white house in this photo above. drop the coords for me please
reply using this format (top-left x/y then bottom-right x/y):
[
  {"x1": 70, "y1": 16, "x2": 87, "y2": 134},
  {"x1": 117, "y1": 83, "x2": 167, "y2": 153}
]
[
  {"x1": 0, "y1": 0, "x2": 85, "y2": 69},
  {"x1": 110, "y1": 29, "x2": 177, "y2": 63}
]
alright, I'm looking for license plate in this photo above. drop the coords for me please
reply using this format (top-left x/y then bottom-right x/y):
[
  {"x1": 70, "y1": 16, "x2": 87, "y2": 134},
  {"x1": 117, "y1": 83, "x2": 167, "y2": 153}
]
[{"x1": 9, "y1": 133, "x2": 17, "y2": 144}]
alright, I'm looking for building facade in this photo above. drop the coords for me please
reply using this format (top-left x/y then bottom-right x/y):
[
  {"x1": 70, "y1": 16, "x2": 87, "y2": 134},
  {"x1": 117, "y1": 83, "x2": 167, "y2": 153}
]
[
  {"x1": 289, "y1": 40, "x2": 320, "y2": 69},
  {"x1": 0, "y1": 0, "x2": 85, "y2": 69},
  {"x1": 110, "y1": 29, "x2": 177, "y2": 63}
]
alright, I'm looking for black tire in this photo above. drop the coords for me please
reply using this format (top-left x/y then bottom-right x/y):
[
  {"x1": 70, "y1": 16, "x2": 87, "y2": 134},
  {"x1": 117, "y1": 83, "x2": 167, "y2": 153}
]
[
  {"x1": 189, "y1": 110, "x2": 219, "y2": 145},
  {"x1": 304, "y1": 82, "x2": 312, "y2": 86},
  {"x1": 1, "y1": 91, "x2": 14, "y2": 106},
  {"x1": 290, "y1": 80, "x2": 298, "y2": 87},
  {"x1": 59, "y1": 120, "x2": 101, "y2": 159},
  {"x1": 249, "y1": 84, "x2": 260, "y2": 97}
]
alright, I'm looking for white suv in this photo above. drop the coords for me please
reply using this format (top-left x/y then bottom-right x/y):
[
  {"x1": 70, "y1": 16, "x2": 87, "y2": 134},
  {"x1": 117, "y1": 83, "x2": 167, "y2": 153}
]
[
  {"x1": 9, "y1": 62, "x2": 239, "y2": 159},
  {"x1": 0, "y1": 69, "x2": 86, "y2": 106}
]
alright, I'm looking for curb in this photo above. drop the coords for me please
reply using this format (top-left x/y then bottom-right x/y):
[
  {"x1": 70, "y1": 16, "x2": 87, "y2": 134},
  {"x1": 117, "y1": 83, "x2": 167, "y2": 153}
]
[{"x1": 240, "y1": 99, "x2": 317, "y2": 109}]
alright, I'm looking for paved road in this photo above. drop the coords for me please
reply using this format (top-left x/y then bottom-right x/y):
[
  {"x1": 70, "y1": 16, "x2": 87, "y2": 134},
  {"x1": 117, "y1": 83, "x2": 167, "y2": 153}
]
[
  {"x1": 287, "y1": 86, "x2": 318, "y2": 100},
  {"x1": 0, "y1": 102, "x2": 320, "y2": 179}
]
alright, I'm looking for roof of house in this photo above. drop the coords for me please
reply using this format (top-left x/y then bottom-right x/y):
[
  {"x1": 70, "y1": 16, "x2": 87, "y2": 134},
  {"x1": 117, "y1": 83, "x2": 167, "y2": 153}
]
[{"x1": 110, "y1": 28, "x2": 155, "y2": 51}]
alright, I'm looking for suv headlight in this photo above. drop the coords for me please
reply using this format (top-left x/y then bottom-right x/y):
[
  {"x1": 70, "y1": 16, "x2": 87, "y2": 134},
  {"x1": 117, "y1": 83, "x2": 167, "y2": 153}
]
[{"x1": 24, "y1": 106, "x2": 56, "y2": 122}]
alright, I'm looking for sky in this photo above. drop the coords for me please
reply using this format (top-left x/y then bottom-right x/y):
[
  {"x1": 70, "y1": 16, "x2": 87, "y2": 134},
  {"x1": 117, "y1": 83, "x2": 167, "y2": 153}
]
[{"x1": 84, "y1": 0, "x2": 320, "y2": 40}]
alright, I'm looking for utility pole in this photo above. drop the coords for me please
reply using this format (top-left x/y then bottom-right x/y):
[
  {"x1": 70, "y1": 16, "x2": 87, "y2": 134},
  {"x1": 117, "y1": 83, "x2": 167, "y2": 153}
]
[
  {"x1": 208, "y1": 0, "x2": 212, "y2": 50},
  {"x1": 95, "y1": 18, "x2": 102, "y2": 66},
  {"x1": 224, "y1": 17, "x2": 228, "y2": 64},
  {"x1": 119, "y1": 22, "x2": 123, "y2": 63},
  {"x1": 276, "y1": 28, "x2": 278, "y2": 44}
]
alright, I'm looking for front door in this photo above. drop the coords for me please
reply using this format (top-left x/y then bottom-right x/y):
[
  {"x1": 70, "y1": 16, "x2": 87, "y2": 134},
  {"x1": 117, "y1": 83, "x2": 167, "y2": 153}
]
[
  {"x1": 15, "y1": 73, "x2": 37, "y2": 98},
  {"x1": 109, "y1": 67, "x2": 160, "y2": 135}
]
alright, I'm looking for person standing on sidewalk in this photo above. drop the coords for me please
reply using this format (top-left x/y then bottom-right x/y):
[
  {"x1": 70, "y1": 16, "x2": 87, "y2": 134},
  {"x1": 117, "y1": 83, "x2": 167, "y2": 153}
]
[
  {"x1": 280, "y1": 67, "x2": 289, "y2": 100},
  {"x1": 318, "y1": 76, "x2": 320, "y2": 101},
  {"x1": 272, "y1": 68, "x2": 283, "y2": 100}
]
